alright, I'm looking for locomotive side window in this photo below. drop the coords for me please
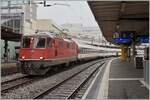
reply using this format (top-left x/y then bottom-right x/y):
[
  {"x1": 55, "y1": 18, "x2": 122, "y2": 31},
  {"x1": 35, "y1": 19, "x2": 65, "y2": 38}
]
[
  {"x1": 22, "y1": 37, "x2": 31, "y2": 48},
  {"x1": 59, "y1": 41, "x2": 64, "y2": 48},
  {"x1": 36, "y1": 38, "x2": 46, "y2": 48},
  {"x1": 67, "y1": 43, "x2": 70, "y2": 48},
  {"x1": 71, "y1": 44, "x2": 74, "y2": 49},
  {"x1": 70, "y1": 43, "x2": 73, "y2": 49}
]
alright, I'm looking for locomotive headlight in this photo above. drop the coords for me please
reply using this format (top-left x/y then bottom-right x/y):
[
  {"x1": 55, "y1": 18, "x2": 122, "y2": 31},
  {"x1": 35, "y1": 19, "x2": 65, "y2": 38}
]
[
  {"x1": 22, "y1": 56, "x2": 25, "y2": 59},
  {"x1": 40, "y1": 57, "x2": 44, "y2": 60}
]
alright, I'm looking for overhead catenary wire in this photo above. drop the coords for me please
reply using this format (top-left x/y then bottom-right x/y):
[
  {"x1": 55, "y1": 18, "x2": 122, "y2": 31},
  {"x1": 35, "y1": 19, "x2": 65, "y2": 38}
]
[{"x1": 66, "y1": 1, "x2": 85, "y2": 37}]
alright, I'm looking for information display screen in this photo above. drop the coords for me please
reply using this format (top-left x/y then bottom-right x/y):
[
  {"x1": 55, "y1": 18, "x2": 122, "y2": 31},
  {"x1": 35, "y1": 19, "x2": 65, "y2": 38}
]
[
  {"x1": 139, "y1": 37, "x2": 149, "y2": 43},
  {"x1": 114, "y1": 38, "x2": 131, "y2": 44}
]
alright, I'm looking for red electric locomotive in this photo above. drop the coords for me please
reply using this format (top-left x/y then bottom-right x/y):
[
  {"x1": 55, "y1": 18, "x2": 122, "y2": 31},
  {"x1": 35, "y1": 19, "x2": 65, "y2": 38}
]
[{"x1": 19, "y1": 32, "x2": 78, "y2": 75}]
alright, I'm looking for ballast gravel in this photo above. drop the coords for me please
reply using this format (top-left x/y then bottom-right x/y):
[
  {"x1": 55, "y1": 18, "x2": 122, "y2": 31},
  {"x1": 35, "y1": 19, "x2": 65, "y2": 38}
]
[
  {"x1": 2, "y1": 60, "x2": 101, "y2": 99},
  {"x1": 1, "y1": 73, "x2": 27, "y2": 83}
]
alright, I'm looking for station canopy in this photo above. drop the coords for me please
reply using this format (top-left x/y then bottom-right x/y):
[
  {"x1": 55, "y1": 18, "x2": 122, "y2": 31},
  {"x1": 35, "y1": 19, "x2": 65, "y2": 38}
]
[
  {"x1": 1, "y1": 13, "x2": 23, "y2": 42},
  {"x1": 1, "y1": 26, "x2": 22, "y2": 42},
  {"x1": 88, "y1": 1, "x2": 149, "y2": 43}
]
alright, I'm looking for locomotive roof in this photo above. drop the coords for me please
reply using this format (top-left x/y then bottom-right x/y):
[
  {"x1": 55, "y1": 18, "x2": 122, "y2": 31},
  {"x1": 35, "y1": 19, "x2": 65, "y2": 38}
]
[
  {"x1": 23, "y1": 32, "x2": 75, "y2": 43},
  {"x1": 23, "y1": 32, "x2": 59, "y2": 38},
  {"x1": 63, "y1": 38, "x2": 74, "y2": 43}
]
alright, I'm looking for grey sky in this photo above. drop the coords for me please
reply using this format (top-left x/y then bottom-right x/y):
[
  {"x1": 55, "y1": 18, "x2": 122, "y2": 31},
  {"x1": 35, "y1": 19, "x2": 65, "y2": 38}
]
[{"x1": 37, "y1": 1, "x2": 99, "y2": 27}]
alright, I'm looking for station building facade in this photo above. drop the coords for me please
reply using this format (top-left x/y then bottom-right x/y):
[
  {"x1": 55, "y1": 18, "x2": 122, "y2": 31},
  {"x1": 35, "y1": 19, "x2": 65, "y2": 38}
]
[{"x1": 1, "y1": 1, "x2": 62, "y2": 62}]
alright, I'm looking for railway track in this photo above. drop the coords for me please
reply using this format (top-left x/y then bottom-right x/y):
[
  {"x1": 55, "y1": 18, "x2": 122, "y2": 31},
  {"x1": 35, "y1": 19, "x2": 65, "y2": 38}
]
[
  {"x1": 1, "y1": 73, "x2": 27, "y2": 83},
  {"x1": 1, "y1": 76, "x2": 32, "y2": 92},
  {"x1": 34, "y1": 61, "x2": 105, "y2": 99},
  {"x1": 2, "y1": 58, "x2": 108, "y2": 99},
  {"x1": 1, "y1": 75, "x2": 27, "y2": 85},
  {"x1": 1, "y1": 60, "x2": 82, "y2": 93}
]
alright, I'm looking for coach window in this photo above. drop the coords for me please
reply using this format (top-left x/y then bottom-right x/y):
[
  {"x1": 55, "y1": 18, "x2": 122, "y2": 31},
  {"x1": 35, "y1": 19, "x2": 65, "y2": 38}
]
[
  {"x1": 36, "y1": 38, "x2": 46, "y2": 48},
  {"x1": 22, "y1": 37, "x2": 30, "y2": 48}
]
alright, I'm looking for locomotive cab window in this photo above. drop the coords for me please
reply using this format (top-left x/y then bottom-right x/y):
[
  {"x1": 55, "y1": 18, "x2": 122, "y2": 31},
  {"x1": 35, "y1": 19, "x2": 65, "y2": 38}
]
[
  {"x1": 36, "y1": 38, "x2": 46, "y2": 48},
  {"x1": 22, "y1": 37, "x2": 31, "y2": 48},
  {"x1": 46, "y1": 38, "x2": 52, "y2": 48}
]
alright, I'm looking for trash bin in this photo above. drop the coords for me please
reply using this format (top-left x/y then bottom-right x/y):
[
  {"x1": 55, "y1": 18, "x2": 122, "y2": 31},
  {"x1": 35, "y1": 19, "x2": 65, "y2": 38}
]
[{"x1": 134, "y1": 56, "x2": 143, "y2": 69}]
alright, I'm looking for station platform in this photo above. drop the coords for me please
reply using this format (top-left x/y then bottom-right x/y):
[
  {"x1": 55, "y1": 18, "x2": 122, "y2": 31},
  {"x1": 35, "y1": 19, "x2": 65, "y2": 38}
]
[
  {"x1": 1, "y1": 62, "x2": 18, "y2": 76},
  {"x1": 83, "y1": 58, "x2": 149, "y2": 99}
]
